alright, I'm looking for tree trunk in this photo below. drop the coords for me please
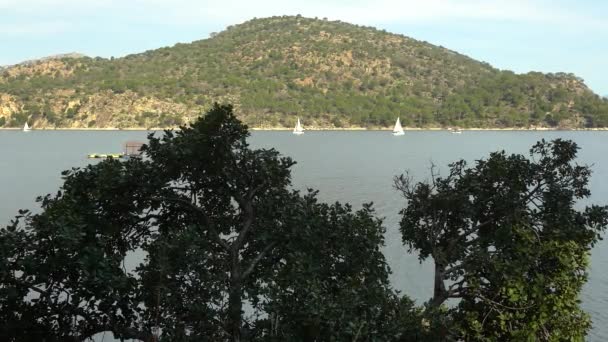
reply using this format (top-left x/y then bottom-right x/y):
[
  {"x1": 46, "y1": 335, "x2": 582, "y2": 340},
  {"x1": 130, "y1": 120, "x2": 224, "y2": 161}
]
[
  {"x1": 228, "y1": 261, "x2": 243, "y2": 342},
  {"x1": 228, "y1": 285, "x2": 243, "y2": 342},
  {"x1": 430, "y1": 262, "x2": 447, "y2": 308}
]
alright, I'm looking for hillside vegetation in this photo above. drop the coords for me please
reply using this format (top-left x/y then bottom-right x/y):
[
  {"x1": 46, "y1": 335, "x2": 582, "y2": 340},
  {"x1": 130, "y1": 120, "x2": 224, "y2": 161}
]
[{"x1": 1, "y1": 15, "x2": 607, "y2": 129}]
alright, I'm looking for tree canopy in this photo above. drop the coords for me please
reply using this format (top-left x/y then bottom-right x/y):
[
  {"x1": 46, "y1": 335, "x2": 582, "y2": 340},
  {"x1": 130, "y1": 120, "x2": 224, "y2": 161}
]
[
  {"x1": 395, "y1": 139, "x2": 608, "y2": 340},
  {"x1": 0, "y1": 104, "x2": 418, "y2": 341}
]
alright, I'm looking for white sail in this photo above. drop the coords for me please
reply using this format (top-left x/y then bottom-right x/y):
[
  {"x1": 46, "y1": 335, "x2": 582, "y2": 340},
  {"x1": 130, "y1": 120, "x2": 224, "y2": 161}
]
[
  {"x1": 23, "y1": 122, "x2": 31, "y2": 132},
  {"x1": 392, "y1": 117, "x2": 404, "y2": 136},
  {"x1": 293, "y1": 118, "x2": 304, "y2": 135}
]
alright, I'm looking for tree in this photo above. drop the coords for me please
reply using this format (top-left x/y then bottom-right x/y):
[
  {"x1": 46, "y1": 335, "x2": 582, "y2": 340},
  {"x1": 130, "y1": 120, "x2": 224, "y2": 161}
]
[
  {"x1": 0, "y1": 160, "x2": 154, "y2": 340},
  {"x1": 255, "y1": 194, "x2": 400, "y2": 340},
  {"x1": 395, "y1": 139, "x2": 608, "y2": 340},
  {"x1": 0, "y1": 104, "x2": 409, "y2": 341}
]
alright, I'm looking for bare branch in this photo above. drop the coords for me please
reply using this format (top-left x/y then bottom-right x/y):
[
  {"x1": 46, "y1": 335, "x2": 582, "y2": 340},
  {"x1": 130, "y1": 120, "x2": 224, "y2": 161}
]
[
  {"x1": 481, "y1": 307, "x2": 495, "y2": 328},
  {"x1": 393, "y1": 172, "x2": 415, "y2": 197}
]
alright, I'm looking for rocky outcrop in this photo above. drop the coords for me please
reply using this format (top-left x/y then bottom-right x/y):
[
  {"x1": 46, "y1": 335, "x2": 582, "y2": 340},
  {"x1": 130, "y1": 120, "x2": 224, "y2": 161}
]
[{"x1": 0, "y1": 93, "x2": 22, "y2": 118}]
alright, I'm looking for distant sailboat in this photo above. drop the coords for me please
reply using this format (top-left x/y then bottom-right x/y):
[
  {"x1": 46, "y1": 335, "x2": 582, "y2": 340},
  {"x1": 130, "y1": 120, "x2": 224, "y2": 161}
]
[
  {"x1": 392, "y1": 117, "x2": 404, "y2": 136},
  {"x1": 23, "y1": 122, "x2": 31, "y2": 132},
  {"x1": 293, "y1": 118, "x2": 304, "y2": 135}
]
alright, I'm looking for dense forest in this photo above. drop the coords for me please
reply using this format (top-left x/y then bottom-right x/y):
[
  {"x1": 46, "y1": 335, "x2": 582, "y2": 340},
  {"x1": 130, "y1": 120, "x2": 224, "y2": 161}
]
[{"x1": 1, "y1": 15, "x2": 607, "y2": 129}]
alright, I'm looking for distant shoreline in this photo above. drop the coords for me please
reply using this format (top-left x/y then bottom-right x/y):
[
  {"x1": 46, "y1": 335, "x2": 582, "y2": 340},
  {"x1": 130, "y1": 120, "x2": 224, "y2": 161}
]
[
  {"x1": 250, "y1": 127, "x2": 608, "y2": 131},
  {"x1": 1, "y1": 127, "x2": 608, "y2": 131}
]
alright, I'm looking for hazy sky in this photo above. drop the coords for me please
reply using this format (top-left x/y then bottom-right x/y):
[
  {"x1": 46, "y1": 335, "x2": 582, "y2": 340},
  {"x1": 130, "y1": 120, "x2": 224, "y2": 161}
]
[{"x1": 1, "y1": 0, "x2": 606, "y2": 94}]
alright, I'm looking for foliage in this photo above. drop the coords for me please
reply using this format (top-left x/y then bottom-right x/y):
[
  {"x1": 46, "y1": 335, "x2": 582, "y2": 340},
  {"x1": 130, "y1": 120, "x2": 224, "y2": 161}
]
[
  {"x1": 0, "y1": 104, "x2": 414, "y2": 341},
  {"x1": 395, "y1": 139, "x2": 608, "y2": 340},
  {"x1": 0, "y1": 16, "x2": 607, "y2": 128},
  {"x1": 254, "y1": 196, "x2": 399, "y2": 340}
]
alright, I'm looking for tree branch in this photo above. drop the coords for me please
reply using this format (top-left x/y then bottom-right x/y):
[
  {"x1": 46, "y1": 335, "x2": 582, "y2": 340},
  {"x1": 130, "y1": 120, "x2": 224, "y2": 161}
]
[
  {"x1": 28, "y1": 284, "x2": 49, "y2": 296},
  {"x1": 151, "y1": 195, "x2": 230, "y2": 252},
  {"x1": 241, "y1": 241, "x2": 276, "y2": 280},
  {"x1": 443, "y1": 263, "x2": 467, "y2": 277},
  {"x1": 446, "y1": 279, "x2": 466, "y2": 297},
  {"x1": 233, "y1": 200, "x2": 254, "y2": 252},
  {"x1": 475, "y1": 293, "x2": 536, "y2": 311}
]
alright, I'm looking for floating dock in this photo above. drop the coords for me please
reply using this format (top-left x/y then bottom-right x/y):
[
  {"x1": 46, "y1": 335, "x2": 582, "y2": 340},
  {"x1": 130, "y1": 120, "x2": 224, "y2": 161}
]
[
  {"x1": 87, "y1": 153, "x2": 124, "y2": 159},
  {"x1": 87, "y1": 141, "x2": 145, "y2": 159}
]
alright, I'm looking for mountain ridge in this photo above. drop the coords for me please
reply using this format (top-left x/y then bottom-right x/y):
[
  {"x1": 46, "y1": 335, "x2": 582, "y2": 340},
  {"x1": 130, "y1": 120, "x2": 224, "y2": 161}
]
[
  {"x1": 0, "y1": 15, "x2": 607, "y2": 129},
  {"x1": 1, "y1": 53, "x2": 86, "y2": 69}
]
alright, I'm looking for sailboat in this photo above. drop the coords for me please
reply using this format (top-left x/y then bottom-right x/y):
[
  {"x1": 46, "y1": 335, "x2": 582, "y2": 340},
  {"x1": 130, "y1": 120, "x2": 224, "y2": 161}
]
[
  {"x1": 392, "y1": 117, "x2": 404, "y2": 136},
  {"x1": 293, "y1": 118, "x2": 304, "y2": 135},
  {"x1": 23, "y1": 122, "x2": 31, "y2": 132}
]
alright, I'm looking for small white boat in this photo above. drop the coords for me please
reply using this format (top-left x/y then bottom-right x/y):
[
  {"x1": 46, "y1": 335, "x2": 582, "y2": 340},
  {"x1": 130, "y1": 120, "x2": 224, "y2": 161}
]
[
  {"x1": 293, "y1": 118, "x2": 304, "y2": 135},
  {"x1": 451, "y1": 129, "x2": 462, "y2": 134},
  {"x1": 23, "y1": 122, "x2": 31, "y2": 132},
  {"x1": 392, "y1": 117, "x2": 404, "y2": 136}
]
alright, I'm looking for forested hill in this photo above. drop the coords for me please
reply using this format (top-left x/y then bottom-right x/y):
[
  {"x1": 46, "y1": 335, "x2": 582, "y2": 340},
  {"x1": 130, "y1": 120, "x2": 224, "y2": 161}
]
[{"x1": 1, "y1": 15, "x2": 607, "y2": 129}]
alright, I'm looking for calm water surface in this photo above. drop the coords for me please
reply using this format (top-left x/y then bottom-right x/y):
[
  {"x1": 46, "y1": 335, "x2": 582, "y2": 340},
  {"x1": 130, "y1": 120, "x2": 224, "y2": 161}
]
[{"x1": 1, "y1": 130, "x2": 607, "y2": 340}]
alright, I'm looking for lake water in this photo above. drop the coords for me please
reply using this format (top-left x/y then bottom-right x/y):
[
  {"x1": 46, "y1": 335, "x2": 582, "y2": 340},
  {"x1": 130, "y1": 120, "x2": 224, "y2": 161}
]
[{"x1": 1, "y1": 130, "x2": 607, "y2": 340}]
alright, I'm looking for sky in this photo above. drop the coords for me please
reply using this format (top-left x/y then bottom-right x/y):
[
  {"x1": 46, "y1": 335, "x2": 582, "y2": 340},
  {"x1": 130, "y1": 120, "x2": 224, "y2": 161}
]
[{"x1": 0, "y1": 0, "x2": 607, "y2": 95}]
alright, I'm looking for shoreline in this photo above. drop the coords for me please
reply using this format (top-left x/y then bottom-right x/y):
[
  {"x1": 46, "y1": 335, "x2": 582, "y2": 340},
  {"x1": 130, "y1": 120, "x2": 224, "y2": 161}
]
[
  {"x1": 2, "y1": 126, "x2": 608, "y2": 131},
  {"x1": 251, "y1": 127, "x2": 608, "y2": 131}
]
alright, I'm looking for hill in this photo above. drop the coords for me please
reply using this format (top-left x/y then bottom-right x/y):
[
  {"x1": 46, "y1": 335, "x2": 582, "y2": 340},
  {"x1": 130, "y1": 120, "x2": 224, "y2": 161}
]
[{"x1": 1, "y1": 15, "x2": 607, "y2": 129}]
